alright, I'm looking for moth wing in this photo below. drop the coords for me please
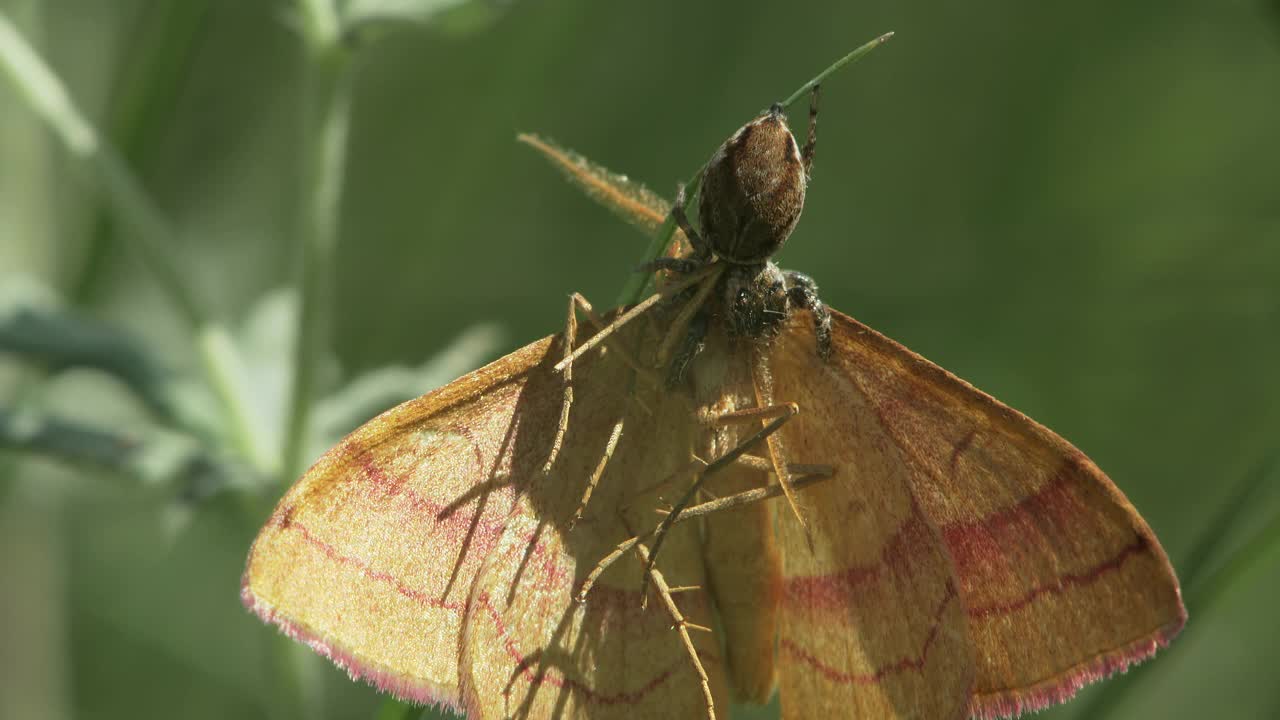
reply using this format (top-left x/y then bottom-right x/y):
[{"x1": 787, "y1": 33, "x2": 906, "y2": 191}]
[
  {"x1": 700, "y1": 462, "x2": 783, "y2": 704},
  {"x1": 456, "y1": 323, "x2": 727, "y2": 718},
  {"x1": 244, "y1": 322, "x2": 728, "y2": 718},
  {"x1": 241, "y1": 336, "x2": 554, "y2": 709},
  {"x1": 771, "y1": 309, "x2": 1185, "y2": 718},
  {"x1": 763, "y1": 317, "x2": 976, "y2": 720}
]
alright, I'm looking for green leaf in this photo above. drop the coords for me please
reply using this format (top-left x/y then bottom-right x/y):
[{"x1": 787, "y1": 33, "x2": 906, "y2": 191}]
[
  {"x1": 0, "y1": 274, "x2": 180, "y2": 423},
  {"x1": 0, "y1": 405, "x2": 248, "y2": 499}
]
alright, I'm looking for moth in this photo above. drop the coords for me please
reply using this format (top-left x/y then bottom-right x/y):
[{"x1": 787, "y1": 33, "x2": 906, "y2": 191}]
[{"x1": 243, "y1": 85, "x2": 1185, "y2": 720}]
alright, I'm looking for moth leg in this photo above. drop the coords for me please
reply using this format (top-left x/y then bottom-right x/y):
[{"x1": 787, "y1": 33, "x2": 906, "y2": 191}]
[
  {"x1": 555, "y1": 292, "x2": 662, "y2": 374},
  {"x1": 556, "y1": 293, "x2": 662, "y2": 388},
  {"x1": 656, "y1": 263, "x2": 725, "y2": 369},
  {"x1": 801, "y1": 83, "x2": 820, "y2": 178},
  {"x1": 728, "y1": 454, "x2": 835, "y2": 481},
  {"x1": 704, "y1": 401, "x2": 800, "y2": 427},
  {"x1": 665, "y1": 309, "x2": 709, "y2": 388},
  {"x1": 640, "y1": 403, "x2": 798, "y2": 604},
  {"x1": 634, "y1": 540, "x2": 716, "y2": 720},
  {"x1": 575, "y1": 467, "x2": 833, "y2": 601},
  {"x1": 629, "y1": 455, "x2": 829, "y2": 515},
  {"x1": 784, "y1": 270, "x2": 832, "y2": 359},
  {"x1": 567, "y1": 417, "x2": 624, "y2": 530},
  {"x1": 542, "y1": 293, "x2": 580, "y2": 476},
  {"x1": 555, "y1": 261, "x2": 719, "y2": 379},
  {"x1": 666, "y1": 584, "x2": 703, "y2": 594}
]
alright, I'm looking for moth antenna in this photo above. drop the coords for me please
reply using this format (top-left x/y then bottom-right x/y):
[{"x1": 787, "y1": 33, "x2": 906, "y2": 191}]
[
  {"x1": 517, "y1": 133, "x2": 668, "y2": 235},
  {"x1": 634, "y1": 541, "x2": 715, "y2": 720},
  {"x1": 569, "y1": 417, "x2": 625, "y2": 530},
  {"x1": 574, "y1": 470, "x2": 834, "y2": 601},
  {"x1": 656, "y1": 264, "x2": 725, "y2": 366}
]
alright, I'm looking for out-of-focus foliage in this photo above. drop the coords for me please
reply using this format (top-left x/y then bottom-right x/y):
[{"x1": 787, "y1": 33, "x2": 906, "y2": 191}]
[{"x1": 1, "y1": 1, "x2": 1278, "y2": 719}]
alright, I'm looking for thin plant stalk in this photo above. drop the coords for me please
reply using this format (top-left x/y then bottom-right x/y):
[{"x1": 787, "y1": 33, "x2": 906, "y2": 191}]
[
  {"x1": 0, "y1": 10, "x2": 266, "y2": 470},
  {"x1": 280, "y1": 2, "x2": 353, "y2": 488},
  {"x1": 277, "y1": 2, "x2": 351, "y2": 718},
  {"x1": 779, "y1": 31, "x2": 894, "y2": 109}
]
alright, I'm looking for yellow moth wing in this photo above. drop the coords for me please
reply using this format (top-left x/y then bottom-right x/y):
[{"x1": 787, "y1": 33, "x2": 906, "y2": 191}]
[
  {"x1": 701, "y1": 461, "x2": 783, "y2": 703},
  {"x1": 242, "y1": 336, "x2": 552, "y2": 708},
  {"x1": 243, "y1": 321, "x2": 728, "y2": 718},
  {"x1": 760, "y1": 319, "x2": 974, "y2": 719},
  {"x1": 458, "y1": 376, "x2": 727, "y2": 718},
  {"x1": 768, "y1": 309, "x2": 1185, "y2": 718}
]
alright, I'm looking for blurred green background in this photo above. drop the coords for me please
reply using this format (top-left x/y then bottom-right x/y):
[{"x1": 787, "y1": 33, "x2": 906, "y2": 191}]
[{"x1": 2, "y1": 0, "x2": 1278, "y2": 719}]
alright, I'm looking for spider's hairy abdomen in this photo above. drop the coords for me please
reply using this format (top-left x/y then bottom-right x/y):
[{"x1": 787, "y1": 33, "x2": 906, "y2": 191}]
[{"x1": 699, "y1": 107, "x2": 807, "y2": 265}]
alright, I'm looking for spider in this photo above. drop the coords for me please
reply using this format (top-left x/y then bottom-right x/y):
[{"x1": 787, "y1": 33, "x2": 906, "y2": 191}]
[{"x1": 644, "y1": 85, "x2": 833, "y2": 386}]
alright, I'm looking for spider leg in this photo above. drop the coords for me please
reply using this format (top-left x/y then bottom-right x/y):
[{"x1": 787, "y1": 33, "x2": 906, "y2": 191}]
[
  {"x1": 784, "y1": 269, "x2": 831, "y2": 359},
  {"x1": 801, "y1": 84, "x2": 820, "y2": 178},
  {"x1": 638, "y1": 257, "x2": 705, "y2": 275},
  {"x1": 672, "y1": 182, "x2": 711, "y2": 259}
]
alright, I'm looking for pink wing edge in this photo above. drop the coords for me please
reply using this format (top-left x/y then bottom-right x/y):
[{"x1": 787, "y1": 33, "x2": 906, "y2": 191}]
[
  {"x1": 240, "y1": 577, "x2": 467, "y2": 714},
  {"x1": 968, "y1": 614, "x2": 1184, "y2": 719}
]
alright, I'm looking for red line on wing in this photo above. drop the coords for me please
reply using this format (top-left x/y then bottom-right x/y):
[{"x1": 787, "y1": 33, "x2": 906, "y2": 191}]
[
  {"x1": 781, "y1": 511, "x2": 932, "y2": 610},
  {"x1": 781, "y1": 582, "x2": 957, "y2": 685},
  {"x1": 941, "y1": 459, "x2": 1081, "y2": 552},
  {"x1": 278, "y1": 512, "x2": 465, "y2": 612},
  {"x1": 965, "y1": 536, "x2": 1149, "y2": 619},
  {"x1": 324, "y1": 438, "x2": 511, "y2": 554},
  {"x1": 275, "y1": 507, "x2": 705, "y2": 619},
  {"x1": 271, "y1": 516, "x2": 712, "y2": 706}
]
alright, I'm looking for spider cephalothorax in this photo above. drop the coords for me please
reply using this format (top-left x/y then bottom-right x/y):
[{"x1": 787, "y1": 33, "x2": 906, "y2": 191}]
[{"x1": 647, "y1": 87, "x2": 833, "y2": 386}]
